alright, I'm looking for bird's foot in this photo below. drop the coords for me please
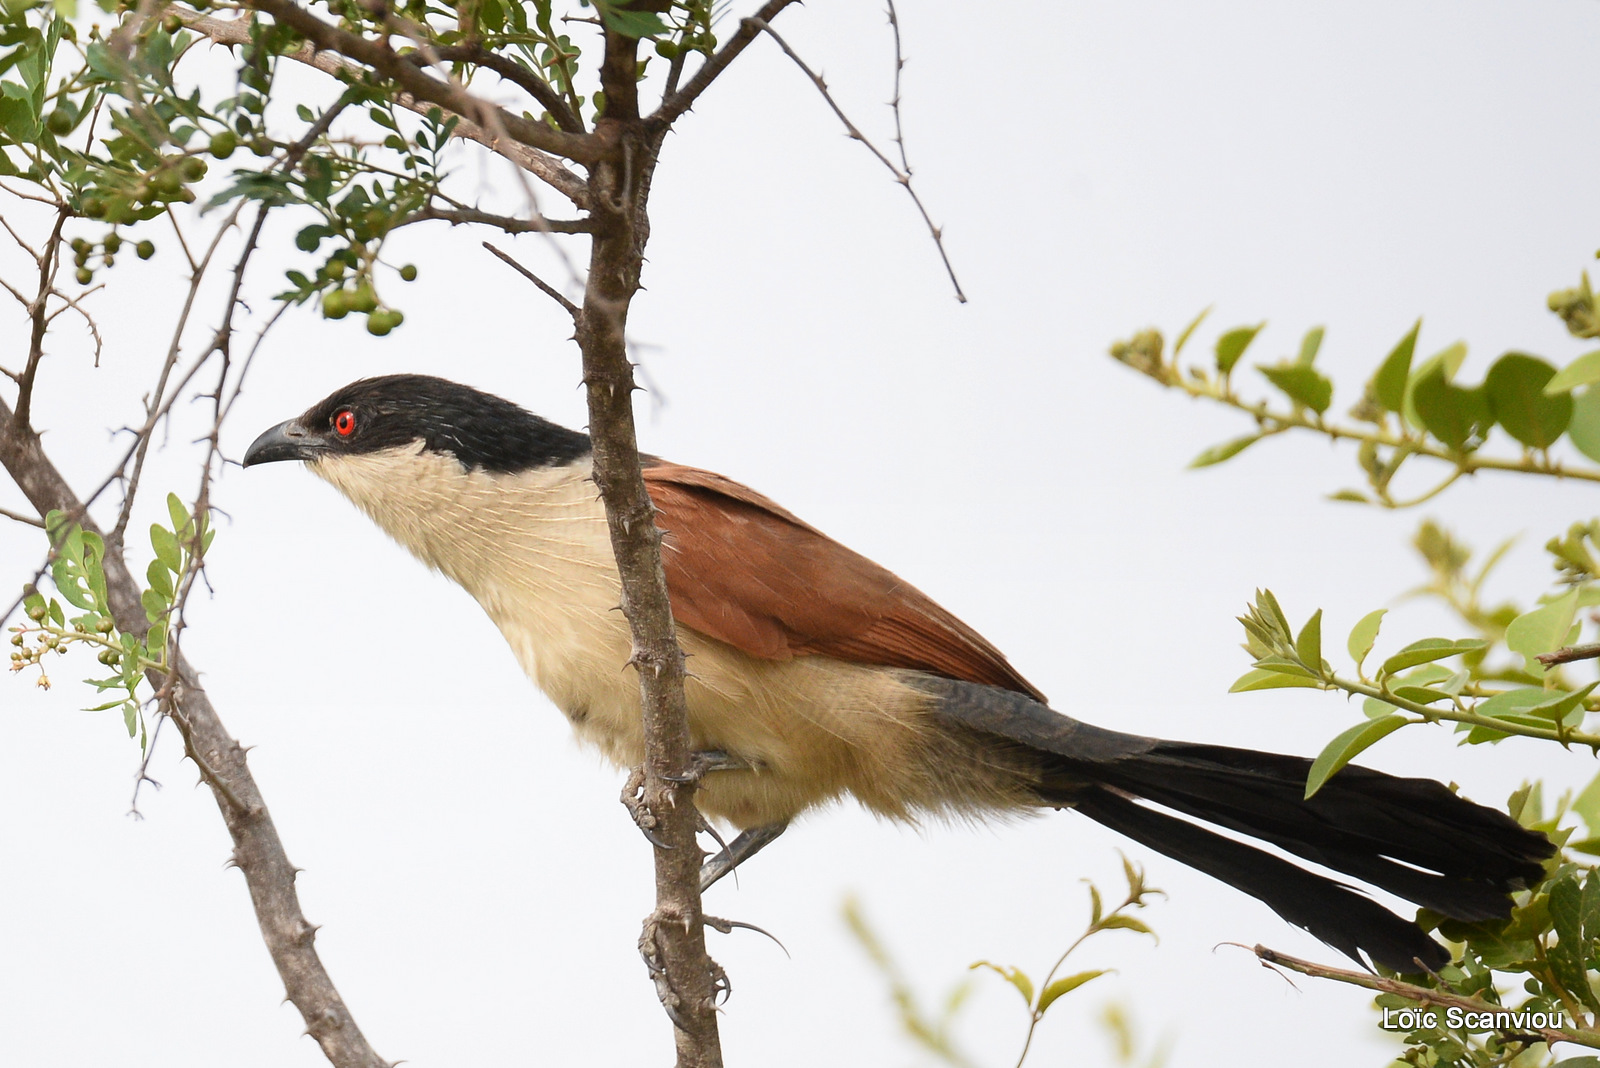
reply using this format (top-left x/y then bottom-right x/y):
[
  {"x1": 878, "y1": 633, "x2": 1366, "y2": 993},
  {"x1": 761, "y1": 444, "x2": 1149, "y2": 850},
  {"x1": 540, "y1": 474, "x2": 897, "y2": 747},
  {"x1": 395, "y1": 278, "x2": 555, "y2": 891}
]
[{"x1": 619, "y1": 765, "x2": 670, "y2": 849}]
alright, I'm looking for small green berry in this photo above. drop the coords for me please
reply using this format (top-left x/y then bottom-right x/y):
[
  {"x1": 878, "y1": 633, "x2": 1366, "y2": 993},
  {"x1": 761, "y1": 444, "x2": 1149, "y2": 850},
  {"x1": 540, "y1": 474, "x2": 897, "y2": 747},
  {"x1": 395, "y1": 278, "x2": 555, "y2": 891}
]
[
  {"x1": 399, "y1": 263, "x2": 417, "y2": 282},
  {"x1": 46, "y1": 109, "x2": 74, "y2": 135},
  {"x1": 27, "y1": 605, "x2": 46, "y2": 621},
  {"x1": 209, "y1": 130, "x2": 238, "y2": 159},
  {"x1": 102, "y1": 233, "x2": 121, "y2": 254},
  {"x1": 75, "y1": 267, "x2": 93, "y2": 285},
  {"x1": 180, "y1": 157, "x2": 207, "y2": 182},
  {"x1": 82, "y1": 197, "x2": 106, "y2": 218},
  {"x1": 322, "y1": 289, "x2": 351, "y2": 320},
  {"x1": 136, "y1": 240, "x2": 155, "y2": 260}
]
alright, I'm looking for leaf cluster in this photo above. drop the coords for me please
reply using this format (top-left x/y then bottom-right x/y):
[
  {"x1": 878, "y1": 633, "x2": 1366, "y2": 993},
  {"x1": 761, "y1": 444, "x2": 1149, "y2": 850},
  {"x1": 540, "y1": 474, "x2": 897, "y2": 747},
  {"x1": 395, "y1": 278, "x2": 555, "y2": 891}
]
[{"x1": 8, "y1": 494, "x2": 212, "y2": 749}]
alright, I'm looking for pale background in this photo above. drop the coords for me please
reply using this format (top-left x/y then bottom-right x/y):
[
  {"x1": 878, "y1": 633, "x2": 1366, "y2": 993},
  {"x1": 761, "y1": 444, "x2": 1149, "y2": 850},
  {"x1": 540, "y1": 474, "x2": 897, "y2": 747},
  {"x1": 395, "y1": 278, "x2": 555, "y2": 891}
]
[{"x1": 3, "y1": 1, "x2": 1598, "y2": 1064}]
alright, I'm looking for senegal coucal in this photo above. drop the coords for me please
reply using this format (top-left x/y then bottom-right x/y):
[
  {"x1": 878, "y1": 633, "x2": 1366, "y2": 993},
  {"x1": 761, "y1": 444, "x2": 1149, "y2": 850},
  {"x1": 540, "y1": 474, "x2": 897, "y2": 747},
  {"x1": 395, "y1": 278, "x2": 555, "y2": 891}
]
[{"x1": 243, "y1": 373, "x2": 1552, "y2": 971}]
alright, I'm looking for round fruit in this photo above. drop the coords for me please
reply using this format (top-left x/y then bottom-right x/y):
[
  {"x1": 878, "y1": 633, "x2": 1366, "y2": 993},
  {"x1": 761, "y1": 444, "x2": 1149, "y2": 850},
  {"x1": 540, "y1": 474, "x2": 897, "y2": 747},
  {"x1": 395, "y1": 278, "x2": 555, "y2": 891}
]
[{"x1": 136, "y1": 240, "x2": 155, "y2": 260}]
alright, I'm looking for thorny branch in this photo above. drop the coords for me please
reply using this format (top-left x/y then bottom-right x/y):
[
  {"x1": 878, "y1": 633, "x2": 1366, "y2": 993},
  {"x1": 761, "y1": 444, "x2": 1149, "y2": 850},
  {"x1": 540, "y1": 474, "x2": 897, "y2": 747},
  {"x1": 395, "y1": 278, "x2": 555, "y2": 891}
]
[
  {"x1": 1255, "y1": 945, "x2": 1600, "y2": 1049},
  {"x1": 748, "y1": 13, "x2": 966, "y2": 303},
  {"x1": 170, "y1": 4, "x2": 590, "y2": 205},
  {"x1": 484, "y1": 241, "x2": 579, "y2": 319},
  {"x1": 0, "y1": 392, "x2": 390, "y2": 1068},
  {"x1": 1539, "y1": 642, "x2": 1600, "y2": 668}
]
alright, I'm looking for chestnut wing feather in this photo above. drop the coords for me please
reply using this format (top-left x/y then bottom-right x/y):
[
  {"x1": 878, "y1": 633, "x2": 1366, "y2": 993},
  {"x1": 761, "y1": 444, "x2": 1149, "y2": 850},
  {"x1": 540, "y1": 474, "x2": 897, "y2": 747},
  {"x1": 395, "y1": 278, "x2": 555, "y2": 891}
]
[{"x1": 643, "y1": 461, "x2": 1046, "y2": 702}]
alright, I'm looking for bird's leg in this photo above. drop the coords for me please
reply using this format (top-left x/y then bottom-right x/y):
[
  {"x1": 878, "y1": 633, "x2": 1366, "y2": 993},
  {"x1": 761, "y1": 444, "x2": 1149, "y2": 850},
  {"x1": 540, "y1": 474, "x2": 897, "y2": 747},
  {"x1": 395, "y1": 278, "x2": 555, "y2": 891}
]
[
  {"x1": 700, "y1": 821, "x2": 789, "y2": 892},
  {"x1": 663, "y1": 748, "x2": 749, "y2": 783},
  {"x1": 620, "y1": 751, "x2": 748, "y2": 849}
]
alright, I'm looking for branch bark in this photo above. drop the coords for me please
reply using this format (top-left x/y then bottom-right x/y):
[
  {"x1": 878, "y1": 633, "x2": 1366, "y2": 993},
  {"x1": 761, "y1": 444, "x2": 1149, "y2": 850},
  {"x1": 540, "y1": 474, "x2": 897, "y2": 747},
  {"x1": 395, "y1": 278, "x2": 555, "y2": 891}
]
[
  {"x1": 0, "y1": 400, "x2": 388, "y2": 1068},
  {"x1": 575, "y1": 24, "x2": 723, "y2": 1068},
  {"x1": 171, "y1": 5, "x2": 591, "y2": 206}
]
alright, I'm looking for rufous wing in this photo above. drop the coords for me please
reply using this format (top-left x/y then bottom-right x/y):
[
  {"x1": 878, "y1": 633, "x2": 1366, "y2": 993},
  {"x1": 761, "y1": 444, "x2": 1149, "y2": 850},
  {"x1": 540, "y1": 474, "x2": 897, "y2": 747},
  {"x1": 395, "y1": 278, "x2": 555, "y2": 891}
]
[{"x1": 642, "y1": 461, "x2": 1046, "y2": 702}]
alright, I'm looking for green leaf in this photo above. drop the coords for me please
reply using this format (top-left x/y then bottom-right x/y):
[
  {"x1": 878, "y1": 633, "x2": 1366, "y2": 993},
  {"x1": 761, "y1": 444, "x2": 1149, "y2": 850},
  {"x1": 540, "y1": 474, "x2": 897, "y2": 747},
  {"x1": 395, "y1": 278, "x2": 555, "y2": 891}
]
[
  {"x1": 145, "y1": 558, "x2": 173, "y2": 599},
  {"x1": 1545, "y1": 349, "x2": 1600, "y2": 394},
  {"x1": 122, "y1": 701, "x2": 137, "y2": 737},
  {"x1": 1506, "y1": 588, "x2": 1581, "y2": 661},
  {"x1": 1258, "y1": 364, "x2": 1333, "y2": 414},
  {"x1": 1372, "y1": 320, "x2": 1420, "y2": 413},
  {"x1": 1297, "y1": 326, "x2": 1325, "y2": 366},
  {"x1": 167, "y1": 492, "x2": 189, "y2": 538},
  {"x1": 1484, "y1": 352, "x2": 1571, "y2": 448},
  {"x1": 1391, "y1": 685, "x2": 1452, "y2": 706},
  {"x1": 1188, "y1": 434, "x2": 1261, "y2": 469},
  {"x1": 1305, "y1": 715, "x2": 1407, "y2": 798},
  {"x1": 596, "y1": 2, "x2": 669, "y2": 38},
  {"x1": 1347, "y1": 609, "x2": 1386, "y2": 667},
  {"x1": 1378, "y1": 638, "x2": 1488, "y2": 676},
  {"x1": 1215, "y1": 323, "x2": 1263, "y2": 374},
  {"x1": 1402, "y1": 340, "x2": 1468, "y2": 429},
  {"x1": 141, "y1": 587, "x2": 167, "y2": 624},
  {"x1": 1573, "y1": 769, "x2": 1600, "y2": 837},
  {"x1": 1036, "y1": 971, "x2": 1109, "y2": 1015},
  {"x1": 1172, "y1": 306, "x2": 1211, "y2": 358},
  {"x1": 969, "y1": 961, "x2": 1033, "y2": 1007},
  {"x1": 1294, "y1": 609, "x2": 1322, "y2": 673},
  {"x1": 1363, "y1": 697, "x2": 1397, "y2": 719},
  {"x1": 1094, "y1": 915, "x2": 1155, "y2": 936},
  {"x1": 150, "y1": 524, "x2": 181, "y2": 574},
  {"x1": 1411, "y1": 360, "x2": 1491, "y2": 449},
  {"x1": 1568, "y1": 387, "x2": 1600, "y2": 465},
  {"x1": 1228, "y1": 671, "x2": 1318, "y2": 697}
]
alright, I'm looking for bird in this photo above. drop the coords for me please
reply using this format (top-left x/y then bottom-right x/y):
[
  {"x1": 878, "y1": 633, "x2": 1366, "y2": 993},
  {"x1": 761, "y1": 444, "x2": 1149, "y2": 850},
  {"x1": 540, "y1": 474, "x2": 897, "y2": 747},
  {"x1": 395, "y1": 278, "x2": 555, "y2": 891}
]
[{"x1": 243, "y1": 373, "x2": 1552, "y2": 972}]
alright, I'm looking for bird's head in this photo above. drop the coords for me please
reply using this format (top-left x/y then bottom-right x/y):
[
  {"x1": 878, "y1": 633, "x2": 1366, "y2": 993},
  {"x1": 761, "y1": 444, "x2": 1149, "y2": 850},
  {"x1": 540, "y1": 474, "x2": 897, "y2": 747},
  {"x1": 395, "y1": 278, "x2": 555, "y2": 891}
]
[{"x1": 242, "y1": 374, "x2": 590, "y2": 474}]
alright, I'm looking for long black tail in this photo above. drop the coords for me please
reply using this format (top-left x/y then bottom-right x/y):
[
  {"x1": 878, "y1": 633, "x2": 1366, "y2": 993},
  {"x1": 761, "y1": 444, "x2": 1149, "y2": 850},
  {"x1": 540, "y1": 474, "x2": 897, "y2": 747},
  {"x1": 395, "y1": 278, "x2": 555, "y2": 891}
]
[{"x1": 922, "y1": 678, "x2": 1554, "y2": 972}]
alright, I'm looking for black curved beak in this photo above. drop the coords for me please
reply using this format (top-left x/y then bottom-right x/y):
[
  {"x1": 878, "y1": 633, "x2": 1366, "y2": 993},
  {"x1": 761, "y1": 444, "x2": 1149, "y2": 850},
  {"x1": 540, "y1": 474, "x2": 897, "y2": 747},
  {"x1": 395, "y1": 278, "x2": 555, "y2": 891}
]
[{"x1": 243, "y1": 419, "x2": 326, "y2": 467}]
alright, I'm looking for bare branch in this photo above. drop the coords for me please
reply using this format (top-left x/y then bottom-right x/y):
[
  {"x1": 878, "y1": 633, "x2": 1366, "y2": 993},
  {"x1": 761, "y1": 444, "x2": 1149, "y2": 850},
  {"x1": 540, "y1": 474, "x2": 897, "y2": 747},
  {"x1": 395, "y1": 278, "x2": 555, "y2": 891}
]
[
  {"x1": 404, "y1": 205, "x2": 592, "y2": 235},
  {"x1": 171, "y1": 5, "x2": 591, "y2": 206},
  {"x1": 483, "y1": 241, "x2": 579, "y2": 319},
  {"x1": 1255, "y1": 945, "x2": 1600, "y2": 1048},
  {"x1": 1538, "y1": 641, "x2": 1600, "y2": 667},
  {"x1": 750, "y1": 17, "x2": 966, "y2": 303},
  {"x1": 0, "y1": 398, "x2": 390, "y2": 1068},
  {"x1": 0, "y1": 504, "x2": 42, "y2": 527},
  {"x1": 13, "y1": 204, "x2": 69, "y2": 430},
  {"x1": 653, "y1": 0, "x2": 799, "y2": 125}
]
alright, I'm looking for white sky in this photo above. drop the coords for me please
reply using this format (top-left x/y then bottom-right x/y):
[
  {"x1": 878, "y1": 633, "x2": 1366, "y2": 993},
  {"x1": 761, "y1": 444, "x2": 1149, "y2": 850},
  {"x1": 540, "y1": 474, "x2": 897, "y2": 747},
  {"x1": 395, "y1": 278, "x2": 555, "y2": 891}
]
[{"x1": 5, "y1": 1, "x2": 1600, "y2": 1065}]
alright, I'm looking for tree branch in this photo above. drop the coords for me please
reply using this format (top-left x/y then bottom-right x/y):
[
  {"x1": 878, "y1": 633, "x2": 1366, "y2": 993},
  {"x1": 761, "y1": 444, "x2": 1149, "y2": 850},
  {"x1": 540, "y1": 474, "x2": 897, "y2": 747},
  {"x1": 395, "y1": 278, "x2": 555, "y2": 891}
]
[
  {"x1": 171, "y1": 5, "x2": 591, "y2": 206},
  {"x1": 1538, "y1": 641, "x2": 1600, "y2": 667},
  {"x1": 402, "y1": 204, "x2": 592, "y2": 235},
  {"x1": 1255, "y1": 945, "x2": 1600, "y2": 1049},
  {"x1": 238, "y1": 0, "x2": 605, "y2": 162},
  {"x1": 0, "y1": 406, "x2": 388, "y2": 1068},
  {"x1": 483, "y1": 242, "x2": 579, "y2": 319},
  {"x1": 652, "y1": 0, "x2": 799, "y2": 125},
  {"x1": 578, "y1": 26, "x2": 723, "y2": 1068},
  {"x1": 417, "y1": 44, "x2": 584, "y2": 134},
  {"x1": 750, "y1": 16, "x2": 966, "y2": 303}
]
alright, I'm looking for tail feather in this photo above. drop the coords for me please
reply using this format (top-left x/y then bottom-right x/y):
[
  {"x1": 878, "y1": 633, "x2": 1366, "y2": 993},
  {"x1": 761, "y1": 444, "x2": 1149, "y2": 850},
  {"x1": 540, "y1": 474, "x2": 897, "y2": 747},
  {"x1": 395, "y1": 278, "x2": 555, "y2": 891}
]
[
  {"x1": 1074, "y1": 789, "x2": 1452, "y2": 972},
  {"x1": 920, "y1": 676, "x2": 1555, "y2": 970}
]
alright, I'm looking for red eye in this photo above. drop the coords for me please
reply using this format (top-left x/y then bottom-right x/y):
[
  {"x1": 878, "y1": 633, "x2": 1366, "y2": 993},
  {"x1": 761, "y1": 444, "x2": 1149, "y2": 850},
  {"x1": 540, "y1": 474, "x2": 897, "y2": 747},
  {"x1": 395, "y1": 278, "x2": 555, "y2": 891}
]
[{"x1": 334, "y1": 409, "x2": 356, "y2": 436}]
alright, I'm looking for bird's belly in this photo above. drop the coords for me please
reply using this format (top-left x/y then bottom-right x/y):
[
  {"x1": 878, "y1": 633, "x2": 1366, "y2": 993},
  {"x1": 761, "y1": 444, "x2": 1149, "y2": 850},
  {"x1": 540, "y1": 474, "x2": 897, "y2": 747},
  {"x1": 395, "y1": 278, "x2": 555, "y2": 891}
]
[{"x1": 478, "y1": 588, "x2": 967, "y2": 827}]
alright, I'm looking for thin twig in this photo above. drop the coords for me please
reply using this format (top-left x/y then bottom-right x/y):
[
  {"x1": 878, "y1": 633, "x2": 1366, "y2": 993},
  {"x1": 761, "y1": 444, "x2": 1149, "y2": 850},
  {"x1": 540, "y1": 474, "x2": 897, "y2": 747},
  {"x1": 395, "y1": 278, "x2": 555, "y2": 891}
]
[
  {"x1": 653, "y1": 0, "x2": 799, "y2": 125},
  {"x1": 402, "y1": 205, "x2": 591, "y2": 235},
  {"x1": 1539, "y1": 641, "x2": 1600, "y2": 668},
  {"x1": 1255, "y1": 945, "x2": 1600, "y2": 1049},
  {"x1": 0, "y1": 504, "x2": 43, "y2": 527},
  {"x1": 171, "y1": 4, "x2": 590, "y2": 206},
  {"x1": 412, "y1": 44, "x2": 583, "y2": 133},
  {"x1": 749, "y1": 17, "x2": 966, "y2": 303},
  {"x1": 483, "y1": 241, "x2": 579, "y2": 319}
]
